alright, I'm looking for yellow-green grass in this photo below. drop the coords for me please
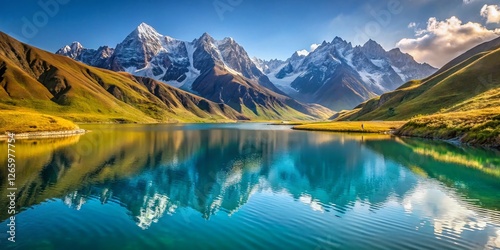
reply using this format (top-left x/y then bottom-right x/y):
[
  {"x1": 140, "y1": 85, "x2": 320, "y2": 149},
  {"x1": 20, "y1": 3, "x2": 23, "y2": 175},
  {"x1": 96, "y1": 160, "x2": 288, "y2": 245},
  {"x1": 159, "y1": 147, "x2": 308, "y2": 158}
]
[
  {"x1": 0, "y1": 110, "x2": 79, "y2": 134},
  {"x1": 0, "y1": 32, "x2": 249, "y2": 124},
  {"x1": 0, "y1": 32, "x2": 329, "y2": 124},
  {"x1": 293, "y1": 121, "x2": 407, "y2": 133},
  {"x1": 397, "y1": 109, "x2": 500, "y2": 148},
  {"x1": 344, "y1": 47, "x2": 500, "y2": 121}
]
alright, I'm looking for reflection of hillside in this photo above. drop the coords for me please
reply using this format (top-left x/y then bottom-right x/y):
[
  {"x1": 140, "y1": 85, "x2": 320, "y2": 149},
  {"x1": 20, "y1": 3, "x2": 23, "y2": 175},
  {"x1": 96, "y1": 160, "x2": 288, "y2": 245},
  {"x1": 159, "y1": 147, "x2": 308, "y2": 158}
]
[
  {"x1": 1, "y1": 125, "x2": 499, "y2": 233},
  {"x1": 410, "y1": 144, "x2": 500, "y2": 176},
  {"x1": 1, "y1": 124, "x2": 423, "y2": 228},
  {"x1": 0, "y1": 136, "x2": 81, "y2": 180},
  {"x1": 0, "y1": 125, "x2": 206, "y2": 219},
  {"x1": 0, "y1": 136, "x2": 81, "y2": 209},
  {"x1": 364, "y1": 138, "x2": 500, "y2": 209}
]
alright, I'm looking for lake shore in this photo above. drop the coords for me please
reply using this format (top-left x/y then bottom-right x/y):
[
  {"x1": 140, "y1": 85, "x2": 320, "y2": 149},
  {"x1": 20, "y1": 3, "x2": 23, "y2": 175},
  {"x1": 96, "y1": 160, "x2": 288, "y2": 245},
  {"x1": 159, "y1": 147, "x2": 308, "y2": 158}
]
[
  {"x1": 291, "y1": 118, "x2": 500, "y2": 149},
  {"x1": 2, "y1": 114, "x2": 498, "y2": 149},
  {"x1": 0, "y1": 129, "x2": 87, "y2": 140},
  {"x1": 395, "y1": 111, "x2": 500, "y2": 149},
  {"x1": 292, "y1": 121, "x2": 407, "y2": 134}
]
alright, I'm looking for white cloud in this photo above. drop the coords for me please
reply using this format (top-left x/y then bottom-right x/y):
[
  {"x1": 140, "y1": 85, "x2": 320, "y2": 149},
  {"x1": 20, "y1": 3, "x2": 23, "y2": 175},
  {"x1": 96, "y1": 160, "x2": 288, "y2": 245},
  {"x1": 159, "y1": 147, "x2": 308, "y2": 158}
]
[
  {"x1": 397, "y1": 16, "x2": 500, "y2": 67},
  {"x1": 296, "y1": 44, "x2": 321, "y2": 57},
  {"x1": 408, "y1": 22, "x2": 417, "y2": 28},
  {"x1": 481, "y1": 4, "x2": 500, "y2": 23},
  {"x1": 310, "y1": 43, "x2": 320, "y2": 52},
  {"x1": 463, "y1": 0, "x2": 476, "y2": 4},
  {"x1": 296, "y1": 49, "x2": 309, "y2": 56}
]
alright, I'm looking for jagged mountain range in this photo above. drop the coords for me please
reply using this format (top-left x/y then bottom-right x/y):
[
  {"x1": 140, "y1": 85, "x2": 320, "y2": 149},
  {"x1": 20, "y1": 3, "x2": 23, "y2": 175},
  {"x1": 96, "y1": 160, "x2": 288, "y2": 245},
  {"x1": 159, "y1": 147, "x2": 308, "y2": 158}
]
[
  {"x1": 57, "y1": 23, "x2": 331, "y2": 119},
  {"x1": 253, "y1": 38, "x2": 437, "y2": 110},
  {"x1": 57, "y1": 23, "x2": 436, "y2": 112},
  {"x1": 339, "y1": 36, "x2": 500, "y2": 121},
  {"x1": 0, "y1": 32, "x2": 249, "y2": 123}
]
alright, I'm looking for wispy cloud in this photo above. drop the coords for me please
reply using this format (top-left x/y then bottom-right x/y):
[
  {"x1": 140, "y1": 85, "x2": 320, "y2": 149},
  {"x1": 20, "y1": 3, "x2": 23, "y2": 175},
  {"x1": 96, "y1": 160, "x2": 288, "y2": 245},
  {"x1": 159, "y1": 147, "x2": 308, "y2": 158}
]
[
  {"x1": 397, "y1": 16, "x2": 500, "y2": 67},
  {"x1": 296, "y1": 49, "x2": 309, "y2": 56},
  {"x1": 481, "y1": 4, "x2": 500, "y2": 23},
  {"x1": 310, "y1": 43, "x2": 320, "y2": 52}
]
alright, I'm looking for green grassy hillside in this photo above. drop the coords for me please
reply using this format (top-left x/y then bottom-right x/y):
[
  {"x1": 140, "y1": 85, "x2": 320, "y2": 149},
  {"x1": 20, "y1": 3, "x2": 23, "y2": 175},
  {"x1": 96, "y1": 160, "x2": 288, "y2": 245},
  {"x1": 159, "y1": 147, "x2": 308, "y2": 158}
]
[
  {"x1": 397, "y1": 109, "x2": 500, "y2": 148},
  {"x1": 341, "y1": 47, "x2": 500, "y2": 121},
  {"x1": 0, "y1": 32, "x2": 249, "y2": 126},
  {"x1": 0, "y1": 109, "x2": 78, "y2": 134},
  {"x1": 332, "y1": 38, "x2": 500, "y2": 148}
]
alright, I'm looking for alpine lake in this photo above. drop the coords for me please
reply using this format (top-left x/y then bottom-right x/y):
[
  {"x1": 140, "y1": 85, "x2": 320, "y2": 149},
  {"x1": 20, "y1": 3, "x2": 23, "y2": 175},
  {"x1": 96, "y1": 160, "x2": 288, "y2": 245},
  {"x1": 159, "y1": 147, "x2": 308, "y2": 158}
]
[{"x1": 1, "y1": 123, "x2": 499, "y2": 249}]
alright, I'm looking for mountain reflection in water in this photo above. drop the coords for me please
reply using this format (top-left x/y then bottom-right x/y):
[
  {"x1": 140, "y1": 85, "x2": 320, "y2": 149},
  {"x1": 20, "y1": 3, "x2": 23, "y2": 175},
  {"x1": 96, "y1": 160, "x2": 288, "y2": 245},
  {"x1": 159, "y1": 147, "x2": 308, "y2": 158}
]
[{"x1": 0, "y1": 123, "x2": 499, "y2": 249}]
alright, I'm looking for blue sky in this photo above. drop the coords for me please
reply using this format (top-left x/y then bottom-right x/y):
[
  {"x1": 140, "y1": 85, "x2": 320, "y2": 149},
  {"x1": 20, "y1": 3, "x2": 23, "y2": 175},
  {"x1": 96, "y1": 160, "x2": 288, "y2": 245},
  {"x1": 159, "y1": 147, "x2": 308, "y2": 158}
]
[{"x1": 1, "y1": 0, "x2": 500, "y2": 66}]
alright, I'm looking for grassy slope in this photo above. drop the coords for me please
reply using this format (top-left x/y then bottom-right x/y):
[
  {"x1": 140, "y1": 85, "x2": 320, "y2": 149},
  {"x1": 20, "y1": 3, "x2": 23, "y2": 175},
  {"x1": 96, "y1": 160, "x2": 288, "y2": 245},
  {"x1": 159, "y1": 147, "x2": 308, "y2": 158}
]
[
  {"x1": 344, "y1": 48, "x2": 500, "y2": 121},
  {"x1": 329, "y1": 43, "x2": 500, "y2": 148},
  {"x1": 191, "y1": 66, "x2": 334, "y2": 121},
  {"x1": 293, "y1": 121, "x2": 406, "y2": 133},
  {"x1": 0, "y1": 32, "x2": 250, "y2": 129},
  {"x1": 0, "y1": 109, "x2": 78, "y2": 134},
  {"x1": 396, "y1": 109, "x2": 500, "y2": 148},
  {"x1": 0, "y1": 32, "x2": 332, "y2": 132}
]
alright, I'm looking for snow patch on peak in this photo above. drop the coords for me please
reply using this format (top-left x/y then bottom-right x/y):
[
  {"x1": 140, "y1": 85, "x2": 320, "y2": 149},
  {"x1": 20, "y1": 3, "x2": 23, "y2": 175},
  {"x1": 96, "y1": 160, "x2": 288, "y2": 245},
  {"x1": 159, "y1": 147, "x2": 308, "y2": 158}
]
[
  {"x1": 59, "y1": 45, "x2": 71, "y2": 53},
  {"x1": 296, "y1": 50, "x2": 309, "y2": 57},
  {"x1": 179, "y1": 42, "x2": 201, "y2": 91},
  {"x1": 70, "y1": 41, "x2": 83, "y2": 49},
  {"x1": 134, "y1": 22, "x2": 162, "y2": 40},
  {"x1": 137, "y1": 23, "x2": 157, "y2": 33}
]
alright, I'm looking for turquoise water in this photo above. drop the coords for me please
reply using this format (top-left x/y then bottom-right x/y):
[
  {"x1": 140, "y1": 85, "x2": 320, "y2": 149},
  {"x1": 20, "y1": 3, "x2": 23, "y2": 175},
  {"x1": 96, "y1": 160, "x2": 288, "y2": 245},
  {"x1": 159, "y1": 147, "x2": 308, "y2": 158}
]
[{"x1": 0, "y1": 123, "x2": 499, "y2": 249}]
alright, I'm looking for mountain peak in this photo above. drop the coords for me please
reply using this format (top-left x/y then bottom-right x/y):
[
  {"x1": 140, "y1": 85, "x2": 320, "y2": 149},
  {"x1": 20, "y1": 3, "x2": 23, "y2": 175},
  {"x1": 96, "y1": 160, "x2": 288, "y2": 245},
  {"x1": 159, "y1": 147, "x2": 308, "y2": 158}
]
[
  {"x1": 363, "y1": 39, "x2": 383, "y2": 49},
  {"x1": 331, "y1": 36, "x2": 352, "y2": 50},
  {"x1": 70, "y1": 41, "x2": 83, "y2": 48},
  {"x1": 56, "y1": 41, "x2": 84, "y2": 57},
  {"x1": 361, "y1": 39, "x2": 387, "y2": 58},
  {"x1": 201, "y1": 32, "x2": 212, "y2": 38},
  {"x1": 291, "y1": 50, "x2": 307, "y2": 59},
  {"x1": 133, "y1": 22, "x2": 161, "y2": 38},
  {"x1": 221, "y1": 37, "x2": 235, "y2": 44},
  {"x1": 197, "y1": 32, "x2": 216, "y2": 45},
  {"x1": 332, "y1": 36, "x2": 345, "y2": 43},
  {"x1": 137, "y1": 22, "x2": 154, "y2": 30}
]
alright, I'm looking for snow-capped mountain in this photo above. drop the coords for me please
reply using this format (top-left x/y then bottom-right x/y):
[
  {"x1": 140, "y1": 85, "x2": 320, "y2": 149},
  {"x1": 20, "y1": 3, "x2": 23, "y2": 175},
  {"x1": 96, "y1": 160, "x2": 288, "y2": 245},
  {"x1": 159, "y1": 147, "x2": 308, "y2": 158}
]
[
  {"x1": 57, "y1": 23, "x2": 281, "y2": 91},
  {"x1": 56, "y1": 41, "x2": 114, "y2": 69},
  {"x1": 57, "y1": 23, "x2": 435, "y2": 113},
  {"x1": 56, "y1": 23, "x2": 331, "y2": 119},
  {"x1": 109, "y1": 23, "x2": 198, "y2": 88},
  {"x1": 252, "y1": 58, "x2": 285, "y2": 74},
  {"x1": 56, "y1": 41, "x2": 84, "y2": 58},
  {"x1": 253, "y1": 37, "x2": 436, "y2": 110}
]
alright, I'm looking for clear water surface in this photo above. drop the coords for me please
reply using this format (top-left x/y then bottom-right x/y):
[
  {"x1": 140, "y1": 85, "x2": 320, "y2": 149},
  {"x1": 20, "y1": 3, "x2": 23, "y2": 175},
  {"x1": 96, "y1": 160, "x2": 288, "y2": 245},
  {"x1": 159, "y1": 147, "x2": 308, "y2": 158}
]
[{"x1": 0, "y1": 123, "x2": 499, "y2": 249}]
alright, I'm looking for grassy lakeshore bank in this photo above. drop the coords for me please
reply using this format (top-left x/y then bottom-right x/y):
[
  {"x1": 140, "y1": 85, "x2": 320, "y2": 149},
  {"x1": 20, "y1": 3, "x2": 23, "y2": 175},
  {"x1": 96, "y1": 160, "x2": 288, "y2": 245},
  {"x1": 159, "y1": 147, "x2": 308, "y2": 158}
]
[
  {"x1": 0, "y1": 110, "x2": 80, "y2": 134},
  {"x1": 291, "y1": 110, "x2": 500, "y2": 149},
  {"x1": 292, "y1": 121, "x2": 407, "y2": 133},
  {"x1": 2, "y1": 109, "x2": 498, "y2": 149},
  {"x1": 395, "y1": 110, "x2": 500, "y2": 149}
]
